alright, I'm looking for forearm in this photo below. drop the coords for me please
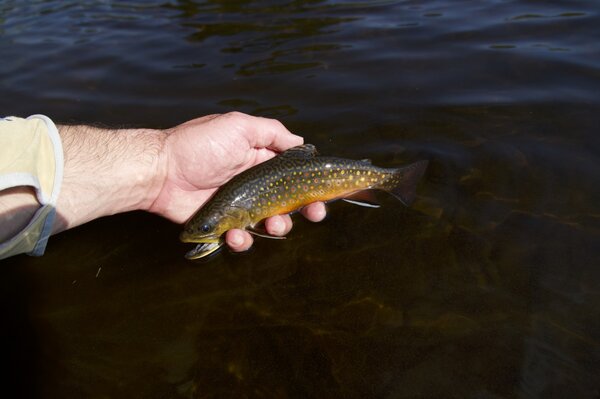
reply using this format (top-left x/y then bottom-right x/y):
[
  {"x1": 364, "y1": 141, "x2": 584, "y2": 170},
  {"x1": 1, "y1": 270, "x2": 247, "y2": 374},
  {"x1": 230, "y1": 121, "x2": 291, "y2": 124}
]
[
  {"x1": 53, "y1": 124, "x2": 167, "y2": 233},
  {"x1": 1, "y1": 112, "x2": 324, "y2": 260}
]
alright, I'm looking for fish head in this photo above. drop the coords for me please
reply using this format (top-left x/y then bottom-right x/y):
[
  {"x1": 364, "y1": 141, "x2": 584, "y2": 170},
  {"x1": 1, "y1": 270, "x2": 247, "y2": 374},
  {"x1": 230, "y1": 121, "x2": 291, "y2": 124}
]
[{"x1": 180, "y1": 205, "x2": 251, "y2": 260}]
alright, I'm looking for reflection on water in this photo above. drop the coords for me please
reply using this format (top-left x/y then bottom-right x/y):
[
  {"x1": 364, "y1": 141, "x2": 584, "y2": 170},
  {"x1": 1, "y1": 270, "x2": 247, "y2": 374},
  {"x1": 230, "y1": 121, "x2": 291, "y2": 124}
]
[{"x1": 1, "y1": 0, "x2": 599, "y2": 398}]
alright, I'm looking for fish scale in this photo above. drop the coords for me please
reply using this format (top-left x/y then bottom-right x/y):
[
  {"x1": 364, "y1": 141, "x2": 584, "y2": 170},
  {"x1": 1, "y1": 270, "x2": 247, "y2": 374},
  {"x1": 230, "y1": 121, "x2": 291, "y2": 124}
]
[
  {"x1": 180, "y1": 144, "x2": 427, "y2": 259},
  {"x1": 227, "y1": 159, "x2": 391, "y2": 213}
]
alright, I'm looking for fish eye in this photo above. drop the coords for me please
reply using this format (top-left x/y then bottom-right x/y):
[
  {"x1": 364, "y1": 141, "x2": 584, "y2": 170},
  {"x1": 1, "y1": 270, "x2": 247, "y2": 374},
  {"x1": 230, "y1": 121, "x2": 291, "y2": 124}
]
[{"x1": 201, "y1": 224, "x2": 212, "y2": 233}]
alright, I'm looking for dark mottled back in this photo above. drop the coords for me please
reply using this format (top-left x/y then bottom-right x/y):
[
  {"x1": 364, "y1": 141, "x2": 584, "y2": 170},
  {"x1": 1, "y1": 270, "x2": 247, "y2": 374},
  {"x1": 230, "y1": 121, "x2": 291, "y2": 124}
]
[{"x1": 185, "y1": 144, "x2": 427, "y2": 239}]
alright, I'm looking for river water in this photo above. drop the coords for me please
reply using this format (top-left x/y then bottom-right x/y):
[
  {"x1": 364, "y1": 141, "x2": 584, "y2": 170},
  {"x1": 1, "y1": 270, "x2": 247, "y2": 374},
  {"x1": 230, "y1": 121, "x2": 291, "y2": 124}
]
[{"x1": 1, "y1": 1, "x2": 599, "y2": 398}]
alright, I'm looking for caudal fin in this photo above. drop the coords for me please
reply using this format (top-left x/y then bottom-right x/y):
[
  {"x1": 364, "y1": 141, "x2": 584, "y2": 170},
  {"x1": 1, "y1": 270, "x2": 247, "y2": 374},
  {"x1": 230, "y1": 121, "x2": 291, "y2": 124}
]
[{"x1": 382, "y1": 160, "x2": 428, "y2": 206}]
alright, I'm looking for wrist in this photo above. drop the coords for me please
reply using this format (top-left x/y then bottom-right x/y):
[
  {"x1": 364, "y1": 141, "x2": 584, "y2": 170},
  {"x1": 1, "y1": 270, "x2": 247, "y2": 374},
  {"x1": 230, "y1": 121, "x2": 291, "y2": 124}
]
[{"x1": 53, "y1": 124, "x2": 167, "y2": 233}]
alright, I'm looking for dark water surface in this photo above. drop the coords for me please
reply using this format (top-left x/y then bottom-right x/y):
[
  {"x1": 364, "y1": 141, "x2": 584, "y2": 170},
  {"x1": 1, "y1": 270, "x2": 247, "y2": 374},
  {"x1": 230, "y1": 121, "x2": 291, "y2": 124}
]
[{"x1": 1, "y1": 1, "x2": 599, "y2": 397}]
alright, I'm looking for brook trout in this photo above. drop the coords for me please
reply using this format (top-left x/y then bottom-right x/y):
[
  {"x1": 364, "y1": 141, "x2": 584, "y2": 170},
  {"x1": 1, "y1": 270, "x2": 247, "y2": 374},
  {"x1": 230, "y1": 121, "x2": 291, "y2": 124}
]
[{"x1": 181, "y1": 144, "x2": 427, "y2": 259}]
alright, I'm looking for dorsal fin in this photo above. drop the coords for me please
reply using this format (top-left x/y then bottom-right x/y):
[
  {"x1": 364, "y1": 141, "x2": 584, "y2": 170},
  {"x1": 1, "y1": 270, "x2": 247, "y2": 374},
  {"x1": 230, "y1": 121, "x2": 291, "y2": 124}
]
[{"x1": 280, "y1": 144, "x2": 318, "y2": 159}]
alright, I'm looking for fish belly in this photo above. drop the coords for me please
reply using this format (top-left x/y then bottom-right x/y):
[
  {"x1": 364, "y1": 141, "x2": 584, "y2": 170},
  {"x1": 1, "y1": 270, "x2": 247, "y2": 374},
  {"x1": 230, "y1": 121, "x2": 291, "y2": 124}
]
[{"x1": 246, "y1": 166, "x2": 391, "y2": 222}]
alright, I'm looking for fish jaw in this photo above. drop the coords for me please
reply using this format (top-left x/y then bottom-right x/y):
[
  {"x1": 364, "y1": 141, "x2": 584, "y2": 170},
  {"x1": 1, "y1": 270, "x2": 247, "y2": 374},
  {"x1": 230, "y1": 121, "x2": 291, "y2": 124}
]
[
  {"x1": 185, "y1": 240, "x2": 224, "y2": 259},
  {"x1": 180, "y1": 232, "x2": 224, "y2": 259}
]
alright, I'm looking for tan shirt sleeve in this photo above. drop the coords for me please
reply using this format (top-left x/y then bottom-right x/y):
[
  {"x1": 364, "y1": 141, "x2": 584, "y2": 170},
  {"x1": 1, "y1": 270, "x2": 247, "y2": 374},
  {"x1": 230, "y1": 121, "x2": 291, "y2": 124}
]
[{"x1": 0, "y1": 115, "x2": 64, "y2": 259}]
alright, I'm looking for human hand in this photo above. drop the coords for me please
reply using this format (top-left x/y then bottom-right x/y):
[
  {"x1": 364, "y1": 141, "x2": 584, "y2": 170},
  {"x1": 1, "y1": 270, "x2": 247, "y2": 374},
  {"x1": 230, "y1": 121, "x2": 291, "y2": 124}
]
[
  {"x1": 3, "y1": 112, "x2": 321, "y2": 258},
  {"x1": 149, "y1": 112, "x2": 326, "y2": 252}
]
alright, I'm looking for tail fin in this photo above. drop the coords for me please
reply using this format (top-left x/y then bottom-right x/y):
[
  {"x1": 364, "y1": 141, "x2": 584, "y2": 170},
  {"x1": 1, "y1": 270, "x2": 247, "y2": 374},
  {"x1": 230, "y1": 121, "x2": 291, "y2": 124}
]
[{"x1": 381, "y1": 160, "x2": 428, "y2": 206}]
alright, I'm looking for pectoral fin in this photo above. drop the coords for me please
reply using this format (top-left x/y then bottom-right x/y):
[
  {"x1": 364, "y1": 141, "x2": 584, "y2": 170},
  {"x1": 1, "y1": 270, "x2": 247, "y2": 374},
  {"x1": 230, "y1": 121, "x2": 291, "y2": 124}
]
[{"x1": 247, "y1": 227, "x2": 287, "y2": 240}]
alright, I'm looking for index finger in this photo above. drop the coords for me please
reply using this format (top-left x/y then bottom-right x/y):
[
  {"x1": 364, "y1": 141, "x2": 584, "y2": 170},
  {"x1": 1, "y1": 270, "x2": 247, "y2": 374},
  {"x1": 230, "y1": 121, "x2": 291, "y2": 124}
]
[{"x1": 242, "y1": 114, "x2": 304, "y2": 152}]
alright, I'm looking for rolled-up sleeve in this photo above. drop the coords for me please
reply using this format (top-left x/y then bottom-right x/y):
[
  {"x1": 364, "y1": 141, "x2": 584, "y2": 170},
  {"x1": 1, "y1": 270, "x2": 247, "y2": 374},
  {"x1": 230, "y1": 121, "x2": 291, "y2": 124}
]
[{"x1": 0, "y1": 115, "x2": 63, "y2": 259}]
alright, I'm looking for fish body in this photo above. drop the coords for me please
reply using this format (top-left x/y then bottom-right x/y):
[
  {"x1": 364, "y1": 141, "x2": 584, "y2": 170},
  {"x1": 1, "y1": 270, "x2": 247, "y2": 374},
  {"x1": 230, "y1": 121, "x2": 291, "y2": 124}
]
[{"x1": 181, "y1": 144, "x2": 427, "y2": 259}]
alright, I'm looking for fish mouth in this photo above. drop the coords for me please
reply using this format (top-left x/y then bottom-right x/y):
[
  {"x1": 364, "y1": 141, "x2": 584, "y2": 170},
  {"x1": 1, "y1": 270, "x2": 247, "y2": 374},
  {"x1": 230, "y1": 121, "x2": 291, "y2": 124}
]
[
  {"x1": 180, "y1": 233, "x2": 223, "y2": 260},
  {"x1": 185, "y1": 241, "x2": 224, "y2": 259}
]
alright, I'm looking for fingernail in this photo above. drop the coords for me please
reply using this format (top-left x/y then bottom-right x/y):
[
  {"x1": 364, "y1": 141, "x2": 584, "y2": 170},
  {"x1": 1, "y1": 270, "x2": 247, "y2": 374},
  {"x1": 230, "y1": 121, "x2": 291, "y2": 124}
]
[
  {"x1": 317, "y1": 204, "x2": 327, "y2": 220},
  {"x1": 271, "y1": 218, "x2": 284, "y2": 235},
  {"x1": 230, "y1": 232, "x2": 243, "y2": 247}
]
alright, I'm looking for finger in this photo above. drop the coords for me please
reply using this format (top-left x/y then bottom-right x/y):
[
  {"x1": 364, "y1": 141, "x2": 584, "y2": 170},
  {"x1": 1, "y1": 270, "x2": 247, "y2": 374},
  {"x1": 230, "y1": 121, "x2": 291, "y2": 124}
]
[
  {"x1": 301, "y1": 202, "x2": 327, "y2": 222},
  {"x1": 239, "y1": 113, "x2": 304, "y2": 152},
  {"x1": 264, "y1": 214, "x2": 293, "y2": 236},
  {"x1": 251, "y1": 147, "x2": 281, "y2": 165},
  {"x1": 226, "y1": 229, "x2": 254, "y2": 252},
  {"x1": 174, "y1": 113, "x2": 220, "y2": 130}
]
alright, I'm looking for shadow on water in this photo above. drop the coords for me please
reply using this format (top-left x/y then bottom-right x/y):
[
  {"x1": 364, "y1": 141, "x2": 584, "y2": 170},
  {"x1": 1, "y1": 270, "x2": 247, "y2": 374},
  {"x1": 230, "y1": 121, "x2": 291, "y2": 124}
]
[{"x1": 0, "y1": 257, "x2": 43, "y2": 398}]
